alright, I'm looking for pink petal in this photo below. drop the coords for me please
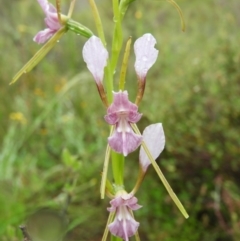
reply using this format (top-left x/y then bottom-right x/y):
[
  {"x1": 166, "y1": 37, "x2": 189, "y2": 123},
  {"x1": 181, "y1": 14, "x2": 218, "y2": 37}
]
[
  {"x1": 33, "y1": 28, "x2": 56, "y2": 44},
  {"x1": 105, "y1": 91, "x2": 142, "y2": 124},
  {"x1": 107, "y1": 195, "x2": 142, "y2": 240},
  {"x1": 124, "y1": 197, "x2": 142, "y2": 211},
  {"x1": 108, "y1": 215, "x2": 139, "y2": 240},
  {"x1": 139, "y1": 123, "x2": 165, "y2": 172},
  {"x1": 45, "y1": 14, "x2": 61, "y2": 30},
  {"x1": 107, "y1": 91, "x2": 138, "y2": 114},
  {"x1": 109, "y1": 196, "x2": 123, "y2": 208},
  {"x1": 134, "y1": 33, "x2": 158, "y2": 81},
  {"x1": 108, "y1": 129, "x2": 142, "y2": 156},
  {"x1": 82, "y1": 36, "x2": 108, "y2": 84},
  {"x1": 104, "y1": 112, "x2": 119, "y2": 125},
  {"x1": 47, "y1": 3, "x2": 58, "y2": 13},
  {"x1": 127, "y1": 111, "x2": 142, "y2": 123}
]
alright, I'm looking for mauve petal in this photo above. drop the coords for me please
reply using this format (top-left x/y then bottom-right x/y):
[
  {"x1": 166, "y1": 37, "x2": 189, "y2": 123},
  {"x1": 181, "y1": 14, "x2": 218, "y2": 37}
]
[
  {"x1": 108, "y1": 215, "x2": 139, "y2": 240},
  {"x1": 107, "y1": 91, "x2": 137, "y2": 114},
  {"x1": 125, "y1": 198, "x2": 142, "y2": 210},
  {"x1": 134, "y1": 33, "x2": 158, "y2": 81},
  {"x1": 127, "y1": 111, "x2": 142, "y2": 123},
  {"x1": 139, "y1": 123, "x2": 165, "y2": 172},
  {"x1": 107, "y1": 206, "x2": 116, "y2": 212},
  {"x1": 82, "y1": 36, "x2": 108, "y2": 84},
  {"x1": 47, "y1": 3, "x2": 57, "y2": 13},
  {"x1": 111, "y1": 196, "x2": 123, "y2": 207},
  {"x1": 45, "y1": 14, "x2": 61, "y2": 30},
  {"x1": 104, "y1": 112, "x2": 119, "y2": 125},
  {"x1": 33, "y1": 28, "x2": 56, "y2": 44},
  {"x1": 108, "y1": 130, "x2": 142, "y2": 156}
]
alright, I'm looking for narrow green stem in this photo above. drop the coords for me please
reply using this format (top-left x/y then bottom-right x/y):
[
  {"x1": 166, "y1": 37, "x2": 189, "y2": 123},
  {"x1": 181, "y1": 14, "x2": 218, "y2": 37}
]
[
  {"x1": 111, "y1": 151, "x2": 124, "y2": 186},
  {"x1": 88, "y1": 0, "x2": 106, "y2": 45},
  {"x1": 105, "y1": 63, "x2": 114, "y2": 103},
  {"x1": 111, "y1": 235, "x2": 122, "y2": 241},
  {"x1": 110, "y1": 0, "x2": 123, "y2": 75}
]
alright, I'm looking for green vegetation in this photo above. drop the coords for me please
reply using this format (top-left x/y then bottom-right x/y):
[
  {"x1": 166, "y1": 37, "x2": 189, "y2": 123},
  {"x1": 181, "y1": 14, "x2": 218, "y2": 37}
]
[{"x1": 0, "y1": 0, "x2": 240, "y2": 240}]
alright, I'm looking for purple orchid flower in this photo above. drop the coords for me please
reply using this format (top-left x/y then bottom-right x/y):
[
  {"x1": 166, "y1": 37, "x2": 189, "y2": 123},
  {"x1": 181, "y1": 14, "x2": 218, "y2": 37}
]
[
  {"x1": 104, "y1": 91, "x2": 142, "y2": 156},
  {"x1": 108, "y1": 193, "x2": 142, "y2": 240},
  {"x1": 33, "y1": 0, "x2": 62, "y2": 44}
]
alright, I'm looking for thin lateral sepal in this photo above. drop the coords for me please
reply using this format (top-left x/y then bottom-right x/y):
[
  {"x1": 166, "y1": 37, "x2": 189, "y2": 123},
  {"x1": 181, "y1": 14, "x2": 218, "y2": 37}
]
[
  {"x1": 119, "y1": 37, "x2": 132, "y2": 90},
  {"x1": 68, "y1": 0, "x2": 76, "y2": 18},
  {"x1": 100, "y1": 144, "x2": 111, "y2": 199},
  {"x1": 167, "y1": 0, "x2": 186, "y2": 31},
  {"x1": 131, "y1": 124, "x2": 189, "y2": 219},
  {"x1": 128, "y1": 210, "x2": 141, "y2": 241},
  {"x1": 102, "y1": 212, "x2": 115, "y2": 241},
  {"x1": 10, "y1": 26, "x2": 67, "y2": 85},
  {"x1": 130, "y1": 167, "x2": 145, "y2": 196},
  {"x1": 88, "y1": 0, "x2": 106, "y2": 45},
  {"x1": 100, "y1": 127, "x2": 115, "y2": 199},
  {"x1": 56, "y1": 0, "x2": 62, "y2": 24},
  {"x1": 135, "y1": 230, "x2": 141, "y2": 241}
]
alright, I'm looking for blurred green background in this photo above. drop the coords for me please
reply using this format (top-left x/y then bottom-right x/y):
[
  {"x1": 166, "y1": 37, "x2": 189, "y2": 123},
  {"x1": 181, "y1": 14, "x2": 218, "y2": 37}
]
[{"x1": 0, "y1": 0, "x2": 240, "y2": 240}]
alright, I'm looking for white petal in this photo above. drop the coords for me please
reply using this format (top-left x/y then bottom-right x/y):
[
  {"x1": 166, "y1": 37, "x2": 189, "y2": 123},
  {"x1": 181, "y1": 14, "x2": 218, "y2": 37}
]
[
  {"x1": 139, "y1": 123, "x2": 165, "y2": 172},
  {"x1": 134, "y1": 33, "x2": 158, "y2": 81},
  {"x1": 82, "y1": 36, "x2": 108, "y2": 84}
]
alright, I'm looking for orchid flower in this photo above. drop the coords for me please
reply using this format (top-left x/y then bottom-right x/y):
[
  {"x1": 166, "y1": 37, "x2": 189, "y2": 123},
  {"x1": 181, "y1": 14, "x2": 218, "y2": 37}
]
[
  {"x1": 106, "y1": 192, "x2": 142, "y2": 241},
  {"x1": 33, "y1": 0, "x2": 64, "y2": 44},
  {"x1": 11, "y1": 0, "x2": 94, "y2": 84},
  {"x1": 105, "y1": 91, "x2": 142, "y2": 156},
  {"x1": 11, "y1": 0, "x2": 73, "y2": 84}
]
